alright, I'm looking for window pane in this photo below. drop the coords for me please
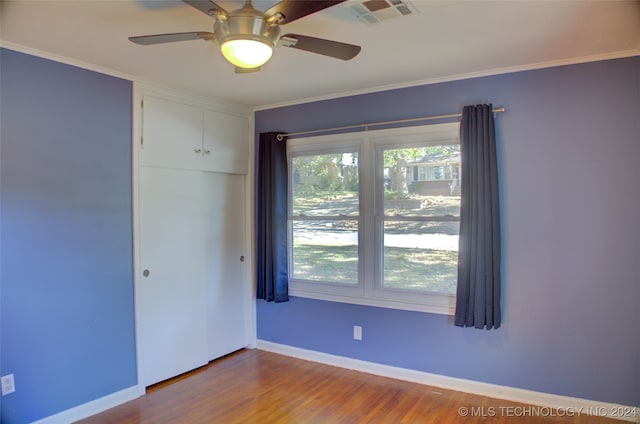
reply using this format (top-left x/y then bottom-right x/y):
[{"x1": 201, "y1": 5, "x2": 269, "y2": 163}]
[
  {"x1": 292, "y1": 220, "x2": 358, "y2": 285},
  {"x1": 385, "y1": 194, "x2": 461, "y2": 217},
  {"x1": 382, "y1": 221, "x2": 458, "y2": 294},
  {"x1": 292, "y1": 153, "x2": 359, "y2": 216},
  {"x1": 384, "y1": 145, "x2": 460, "y2": 217}
]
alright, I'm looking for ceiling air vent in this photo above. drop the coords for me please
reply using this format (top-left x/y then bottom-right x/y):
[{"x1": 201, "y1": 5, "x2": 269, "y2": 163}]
[{"x1": 346, "y1": 0, "x2": 419, "y2": 25}]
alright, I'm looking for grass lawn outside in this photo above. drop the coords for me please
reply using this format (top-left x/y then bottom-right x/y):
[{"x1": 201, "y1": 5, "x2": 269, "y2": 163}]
[
  {"x1": 383, "y1": 247, "x2": 457, "y2": 293},
  {"x1": 293, "y1": 243, "x2": 457, "y2": 293},
  {"x1": 291, "y1": 192, "x2": 460, "y2": 294}
]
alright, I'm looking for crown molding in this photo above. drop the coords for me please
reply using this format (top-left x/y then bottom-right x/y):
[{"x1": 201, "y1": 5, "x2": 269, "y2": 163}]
[
  {"x1": 0, "y1": 40, "x2": 252, "y2": 112},
  {"x1": 0, "y1": 40, "x2": 137, "y2": 82},
  {"x1": 2, "y1": 39, "x2": 637, "y2": 114},
  {"x1": 253, "y1": 49, "x2": 640, "y2": 111}
]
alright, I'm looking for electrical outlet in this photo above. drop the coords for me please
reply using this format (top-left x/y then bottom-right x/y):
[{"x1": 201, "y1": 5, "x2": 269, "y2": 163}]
[
  {"x1": 353, "y1": 325, "x2": 362, "y2": 341},
  {"x1": 1, "y1": 374, "x2": 15, "y2": 395}
]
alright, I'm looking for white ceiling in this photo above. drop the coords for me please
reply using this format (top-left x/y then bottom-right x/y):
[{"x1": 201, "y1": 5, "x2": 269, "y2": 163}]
[{"x1": 1, "y1": 1, "x2": 639, "y2": 108}]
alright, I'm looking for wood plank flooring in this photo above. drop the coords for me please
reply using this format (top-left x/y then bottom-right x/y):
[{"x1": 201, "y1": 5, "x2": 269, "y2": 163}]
[{"x1": 77, "y1": 349, "x2": 623, "y2": 423}]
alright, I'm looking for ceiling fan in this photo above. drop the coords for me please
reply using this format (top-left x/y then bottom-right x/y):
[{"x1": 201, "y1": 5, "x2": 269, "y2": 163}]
[{"x1": 129, "y1": 0, "x2": 361, "y2": 73}]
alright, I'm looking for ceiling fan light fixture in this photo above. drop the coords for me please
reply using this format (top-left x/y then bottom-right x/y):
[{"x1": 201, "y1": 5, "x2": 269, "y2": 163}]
[
  {"x1": 221, "y1": 38, "x2": 273, "y2": 68},
  {"x1": 130, "y1": 0, "x2": 362, "y2": 72}
]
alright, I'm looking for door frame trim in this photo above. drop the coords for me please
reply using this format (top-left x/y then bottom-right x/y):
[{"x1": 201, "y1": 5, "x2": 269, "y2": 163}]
[{"x1": 132, "y1": 83, "x2": 144, "y2": 387}]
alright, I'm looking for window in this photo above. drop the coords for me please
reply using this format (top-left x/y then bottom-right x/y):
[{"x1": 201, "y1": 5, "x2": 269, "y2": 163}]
[
  {"x1": 288, "y1": 123, "x2": 459, "y2": 314},
  {"x1": 290, "y1": 152, "x2": 359, "y2": 286}
]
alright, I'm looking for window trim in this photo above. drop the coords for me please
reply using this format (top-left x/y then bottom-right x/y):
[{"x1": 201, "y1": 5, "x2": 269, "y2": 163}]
[{"x1": 287, "y1": 122, "x2": 460, "y2": 315}]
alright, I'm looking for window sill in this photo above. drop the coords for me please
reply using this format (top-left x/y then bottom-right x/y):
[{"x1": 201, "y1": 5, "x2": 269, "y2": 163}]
[{"x1": 288, "y1": 287, "x2": 455, "y2": 316}]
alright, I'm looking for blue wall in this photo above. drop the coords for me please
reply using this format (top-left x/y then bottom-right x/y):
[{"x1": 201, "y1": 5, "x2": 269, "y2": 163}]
[
  {"x1": 255, "y1": 57, "x2": 640, "y2": 406},
  {"x1": 1, "y1": 49, "x2": 137, "y2": 423}
]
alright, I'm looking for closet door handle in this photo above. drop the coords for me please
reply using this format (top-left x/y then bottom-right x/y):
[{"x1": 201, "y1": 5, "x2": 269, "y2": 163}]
[
  {"x1": 194, "y1": 148, "x2": 202, "y2": 154},
  {"x1": 143, "y1": 269, "x2": 150, "y2": 277},
  {"x1": 204, "y1": 149, "x2": 211, "y2": 155}
]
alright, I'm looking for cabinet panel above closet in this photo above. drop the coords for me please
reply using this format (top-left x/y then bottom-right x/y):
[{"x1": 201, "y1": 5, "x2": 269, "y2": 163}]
[
  {"x1": 140, "y1": 95, "x2": 249, "y2": 174},
  {"x1": 203, "y1": 110, "x2": 249, "y2": 174},
  {"x1": 140, "y1": 96, "x2": 202, "y2": 170}
]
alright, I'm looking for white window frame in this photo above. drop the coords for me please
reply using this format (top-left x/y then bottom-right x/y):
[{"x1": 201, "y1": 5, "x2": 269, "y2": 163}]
[{"x1": 287, "y1": 122, "x2": 459, "y2": 315}]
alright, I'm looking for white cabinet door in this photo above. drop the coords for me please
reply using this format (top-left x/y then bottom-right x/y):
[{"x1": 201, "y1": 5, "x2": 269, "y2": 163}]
[
  {"x1": 138, "y1": 166, "x2": 209, "y2": 386},
  {"x1": 141, "y1": 96, "x2": 203, "y2": 170},
  {"x1": 203, "y1": 110, "x2": 249, "y2": 174},
  {"x1": 206, "y1": 173, "x2": 249, "y2": 360}
]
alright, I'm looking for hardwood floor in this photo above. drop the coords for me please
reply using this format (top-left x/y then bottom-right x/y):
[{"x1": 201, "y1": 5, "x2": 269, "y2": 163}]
[{"x1": 77, "y1": 349, "x2": 622, "y2": 423}]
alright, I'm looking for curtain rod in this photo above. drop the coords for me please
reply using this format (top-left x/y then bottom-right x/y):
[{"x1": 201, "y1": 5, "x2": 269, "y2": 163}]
[{"x1": 276, "y1": 106, "x2": 506, "y2": 141}]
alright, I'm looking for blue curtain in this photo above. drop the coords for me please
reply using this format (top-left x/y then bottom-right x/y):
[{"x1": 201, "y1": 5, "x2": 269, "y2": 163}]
[
  {"x1": 256, "y1": 132, "x2": 289, "y2": 302},
  {"x1": 455, "y1": 104, "x2": 501, "y2": 329}
]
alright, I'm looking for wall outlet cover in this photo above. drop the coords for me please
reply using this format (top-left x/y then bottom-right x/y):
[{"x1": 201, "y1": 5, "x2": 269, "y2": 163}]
[
  {"x1": 353, "y1": 325, "x2": 363, "y2": 341},
  {"x1": 1, "y1": 374, "x2": 15, "y2": 395}
]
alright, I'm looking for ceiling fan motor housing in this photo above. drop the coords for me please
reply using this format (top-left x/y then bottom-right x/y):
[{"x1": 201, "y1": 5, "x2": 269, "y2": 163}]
[{"x1": 213, "y1": 5, "x2": 281, "y2": 49}]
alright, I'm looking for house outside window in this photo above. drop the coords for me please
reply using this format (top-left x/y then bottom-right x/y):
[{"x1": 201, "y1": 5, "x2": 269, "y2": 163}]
[
  {"x1": 406, "y1": 151, "x2": 461, "y2": 195},
  {"x1": 287, "y1": 123, "x2": 460, "y2": 315}
]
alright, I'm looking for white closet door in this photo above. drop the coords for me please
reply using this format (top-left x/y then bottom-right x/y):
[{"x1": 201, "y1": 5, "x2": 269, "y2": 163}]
[
  {"x1": 206, "y1": 173, "x2": 249, "y2": 360},
  {"x1": 138, "y1": 166, "x2": 209, "y2": 386}
]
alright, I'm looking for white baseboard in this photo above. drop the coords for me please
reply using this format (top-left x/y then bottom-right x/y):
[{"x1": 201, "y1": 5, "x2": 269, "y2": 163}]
[
  {"x1": 32, "y1": 384, "x2": 145, "y2": 424},
  {"x1": 256, "y1": 340, "x2": 639, "y2": 423}
]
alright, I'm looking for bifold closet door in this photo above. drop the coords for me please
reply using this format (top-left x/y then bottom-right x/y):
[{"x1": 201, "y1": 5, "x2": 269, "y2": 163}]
[{"x1": 138, "y1": 166, "x2": 210, "y2": 386}]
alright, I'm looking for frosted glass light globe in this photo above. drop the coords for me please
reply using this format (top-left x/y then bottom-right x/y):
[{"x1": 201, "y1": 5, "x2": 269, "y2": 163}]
[{"x1": 221, "y1": 39, "x2": 273, "y2": 68}]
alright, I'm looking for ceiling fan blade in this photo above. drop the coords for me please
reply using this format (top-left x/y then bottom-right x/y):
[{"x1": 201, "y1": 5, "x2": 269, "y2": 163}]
[
  {"x1": 129, "y1": 32, "x2": 215, "y2": 45},
  {"x1": 265, "y1": 0, "x2": 346, "y2": 25},
  {"x1": 282, "y1": 34, "x2": 361, "y2": 60},
  {"x1": 182, "y1": 0, "x2": 227, "y2": 17}
]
